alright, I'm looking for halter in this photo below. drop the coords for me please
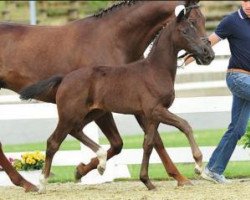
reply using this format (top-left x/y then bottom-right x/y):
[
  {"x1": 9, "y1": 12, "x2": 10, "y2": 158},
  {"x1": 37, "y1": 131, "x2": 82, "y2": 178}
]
[
  {"x1": 177, "y1": 3, "x2": 210, "y2": 68},
  {"x1": 186, "y1": 4, "x2": 200, "y2": 13}
]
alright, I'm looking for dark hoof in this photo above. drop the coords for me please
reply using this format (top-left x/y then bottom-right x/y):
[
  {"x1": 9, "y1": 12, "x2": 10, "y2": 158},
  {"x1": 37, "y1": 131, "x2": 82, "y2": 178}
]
[
  {"x1": 146, "y1": 183, "x2": 156, "y2": 190},
  {"x1": 75, "y1": 163, "x2": 86, "y2": 181},
  {"x1": 74, "y1": 170, "x2": 82, "y2": 182}
]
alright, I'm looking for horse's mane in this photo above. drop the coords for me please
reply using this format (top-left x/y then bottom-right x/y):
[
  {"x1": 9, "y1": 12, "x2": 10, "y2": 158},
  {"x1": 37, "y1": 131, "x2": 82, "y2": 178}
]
[
  {"x1": 93, "y1": 0, "x2": 138, "y2": 18},
  {"x1": 94, "y1": 0, "x2": 199, "y2": 18}
]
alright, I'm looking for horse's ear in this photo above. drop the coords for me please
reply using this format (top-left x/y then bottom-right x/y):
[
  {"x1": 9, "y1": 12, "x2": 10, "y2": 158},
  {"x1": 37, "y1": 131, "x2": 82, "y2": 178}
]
[
  {"x1": 175, "y1": 5, "x2": 186, "y2": 22},
  {"x1": 186, "y1": 0, "x2": 200, "y2": 5}
]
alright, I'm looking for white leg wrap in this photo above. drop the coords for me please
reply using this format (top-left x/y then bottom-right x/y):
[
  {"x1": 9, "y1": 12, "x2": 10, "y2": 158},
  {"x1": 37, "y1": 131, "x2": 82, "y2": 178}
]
[
  {"x1": 38, "y1": 174, "x2": 48, "y2": 194},
  {"x1": 96, "y1": 148, "x2": 107, "y2": 175},
  {"x1": 194, "y1": 163, "x2": 203, "y2": 175}
]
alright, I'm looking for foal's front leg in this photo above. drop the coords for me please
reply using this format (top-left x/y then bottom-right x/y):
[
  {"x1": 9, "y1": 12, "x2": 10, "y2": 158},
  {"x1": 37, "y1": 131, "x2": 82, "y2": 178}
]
[
  {"x1": 140, "y1": 120, "x2": 157, "y2": 190},
  {"x1": 0, "y1": 142, "x2": 38, "y2": 192},
  {"x1": 152, "y1": 106, "x2": 203, "y2": 174},
  {"x1": 135, "y1": 115, "x2": 191, "y2": 186}
]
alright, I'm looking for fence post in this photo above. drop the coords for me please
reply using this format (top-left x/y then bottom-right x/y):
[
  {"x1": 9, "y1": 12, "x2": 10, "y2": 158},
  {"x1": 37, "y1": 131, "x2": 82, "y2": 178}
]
[
  {"x1": 38, "y1": 1, "x2": 47, "y2": 24},
  {"x1": 68, "y1": 1, "x2": 79, "y2": 21},
  {"x1": 2, "y1": 2, "x2": 10, "y2": 21}
]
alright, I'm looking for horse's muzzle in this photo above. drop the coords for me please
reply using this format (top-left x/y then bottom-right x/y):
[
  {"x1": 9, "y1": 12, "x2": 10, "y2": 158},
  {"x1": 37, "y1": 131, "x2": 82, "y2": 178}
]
[{"x1": 195, "y1": 45, "x2": 215, "y2": 65}]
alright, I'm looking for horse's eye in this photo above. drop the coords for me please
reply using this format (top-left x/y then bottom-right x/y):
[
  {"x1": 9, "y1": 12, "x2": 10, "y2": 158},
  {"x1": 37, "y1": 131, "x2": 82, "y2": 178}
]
[
  {"x1": 189, "y1": 20, "x2": 197, "y2": 27},
  {"x1": 182, "y1": 29, "x2": 188, "y2": 35}
]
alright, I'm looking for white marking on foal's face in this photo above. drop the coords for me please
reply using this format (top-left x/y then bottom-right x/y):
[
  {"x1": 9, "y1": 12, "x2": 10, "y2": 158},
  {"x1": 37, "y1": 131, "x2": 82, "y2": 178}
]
[{"x1": 175, "y1": 5, "x2": 186, "y2": 17}]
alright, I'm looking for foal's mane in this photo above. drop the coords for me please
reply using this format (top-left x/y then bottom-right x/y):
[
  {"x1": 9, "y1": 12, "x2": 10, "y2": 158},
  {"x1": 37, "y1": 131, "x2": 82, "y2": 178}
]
[{"x1": 94, "y1": 0, "x2": 138, "y2": 18}]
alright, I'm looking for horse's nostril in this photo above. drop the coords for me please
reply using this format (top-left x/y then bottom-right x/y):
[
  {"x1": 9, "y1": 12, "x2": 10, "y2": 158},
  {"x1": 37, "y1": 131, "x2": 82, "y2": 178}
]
[{"x1": 203, "y1": 47, "x2": 209, "y2": 54}]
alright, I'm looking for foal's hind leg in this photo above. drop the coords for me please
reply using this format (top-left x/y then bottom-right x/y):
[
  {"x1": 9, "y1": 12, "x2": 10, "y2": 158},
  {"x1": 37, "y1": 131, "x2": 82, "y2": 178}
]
[
  {"x1": 76, "y1": 112, "x2": 123, "y2": 180},
  {"x1": 0, "y1": 142, "x2": 38, "y2": 192},
  {"x1": 71, "y1": 129, "x2": 107, "y2": 177},
  {"x1": 152, "y1": 107, "x2": 203, "y2": 174},
  {"x1": 135, "y1": 115, "x2": 192, "y2": 186},
  {"x1": 139, "y1": 119, "x2": 157, "y2": 190}
]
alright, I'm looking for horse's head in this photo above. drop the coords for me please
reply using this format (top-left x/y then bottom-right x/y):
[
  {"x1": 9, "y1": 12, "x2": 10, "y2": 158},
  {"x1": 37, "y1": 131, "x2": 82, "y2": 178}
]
[{"x1": 173, "y1": 5, "x2": 214, "y2": 65}]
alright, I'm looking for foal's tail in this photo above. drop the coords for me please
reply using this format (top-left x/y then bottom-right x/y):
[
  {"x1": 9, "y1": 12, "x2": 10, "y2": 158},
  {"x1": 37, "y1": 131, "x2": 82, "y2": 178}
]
[{"x1": 20, "y1": 75, "x2": 63, "y2": 101}]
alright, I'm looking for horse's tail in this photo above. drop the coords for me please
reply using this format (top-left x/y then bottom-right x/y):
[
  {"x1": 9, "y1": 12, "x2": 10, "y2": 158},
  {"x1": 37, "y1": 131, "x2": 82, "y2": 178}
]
[{"x1": 20, "y1": 75, "x2": 63, "y2": 101}]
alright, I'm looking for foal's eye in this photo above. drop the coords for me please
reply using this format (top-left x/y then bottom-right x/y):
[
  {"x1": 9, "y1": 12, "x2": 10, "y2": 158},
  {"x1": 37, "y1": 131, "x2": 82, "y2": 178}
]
[
  {"x1": 189, "y1": 20, "x2": 197, "y2": 27},
  {"x1": 182, "y1": 29, "x2": 188, "y2": 34}
]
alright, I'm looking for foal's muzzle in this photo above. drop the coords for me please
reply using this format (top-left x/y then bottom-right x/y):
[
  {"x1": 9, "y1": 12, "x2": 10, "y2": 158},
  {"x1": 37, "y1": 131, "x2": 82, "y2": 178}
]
[{"x1": 194, "y1": 37, "x2": 215, "y2": 65}]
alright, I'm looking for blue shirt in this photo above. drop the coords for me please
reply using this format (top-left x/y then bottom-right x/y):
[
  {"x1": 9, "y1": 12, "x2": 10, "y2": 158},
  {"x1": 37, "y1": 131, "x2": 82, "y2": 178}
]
[{"x1": 215, "y1": 8, "x2": 250, "y2": 71}]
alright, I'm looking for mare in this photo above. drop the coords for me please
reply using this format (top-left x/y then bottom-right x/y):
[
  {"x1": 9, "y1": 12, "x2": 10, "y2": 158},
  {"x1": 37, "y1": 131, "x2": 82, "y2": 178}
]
[
  {"x1": 21, "y1": 7, "x2": 212, "y2": 191},
  {"x1": 0, "y1": 0, "x2": 214, "y2": 192}
]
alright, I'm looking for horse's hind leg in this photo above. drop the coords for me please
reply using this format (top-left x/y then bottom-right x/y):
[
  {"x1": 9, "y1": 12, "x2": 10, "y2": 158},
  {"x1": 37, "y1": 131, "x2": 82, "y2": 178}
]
[
  {"x1": 71, "y1": 129, "x2": 107, "y2": 177},
  {"x1": 135, "y1": 115, "x2": 191, "y2": 186},
  {"x1": 76, "y1": 112, "x2": 123, "y2": 180},
  {"x1": 0, "y1": 142, "x2": 38, "y2": 192},
  {"x1": 152, "y1": 107, "x2": 203, "y2": 174}
]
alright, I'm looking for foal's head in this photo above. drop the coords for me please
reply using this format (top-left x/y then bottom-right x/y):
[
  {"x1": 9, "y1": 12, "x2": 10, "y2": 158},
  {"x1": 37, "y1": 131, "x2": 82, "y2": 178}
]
[{"x1": 171, "y1": 5, "x2": 214, "y2": 65}]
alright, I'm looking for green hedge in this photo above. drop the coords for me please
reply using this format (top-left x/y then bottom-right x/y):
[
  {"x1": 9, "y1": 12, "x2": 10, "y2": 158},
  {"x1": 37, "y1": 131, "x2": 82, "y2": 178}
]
[{"x1": 242, "y1": 121, "x2": 250, "y2": 148}]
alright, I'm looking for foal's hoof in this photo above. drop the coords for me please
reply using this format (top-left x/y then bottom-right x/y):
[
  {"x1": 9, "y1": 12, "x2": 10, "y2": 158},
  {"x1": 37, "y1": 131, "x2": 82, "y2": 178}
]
[
  {"x1": 97, "y1": 164, "x2": 106, "y2": 175},
  {"x1": 24, "y1": 184, "x2": 39, "y2": 193},
  {"x1": 177, "y1": 179, "x2": 193, "y2": 187},
  {"x1": 194, "y1": 164, "x2": 203, "y2": 175},
  {"x1": 146, "y1": 182, "x2": 156, "y2": 190}
]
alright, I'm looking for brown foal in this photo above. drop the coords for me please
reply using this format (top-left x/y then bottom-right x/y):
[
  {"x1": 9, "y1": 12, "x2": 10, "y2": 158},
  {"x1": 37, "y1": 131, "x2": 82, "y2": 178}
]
[{"x1": 21, "y1": 7, "x2": 212, "y2": 191}]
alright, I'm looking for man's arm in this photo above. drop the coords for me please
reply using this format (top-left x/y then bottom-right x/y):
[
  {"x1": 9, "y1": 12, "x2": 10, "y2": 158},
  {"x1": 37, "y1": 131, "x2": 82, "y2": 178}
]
[{"x1": 184, "y1": 33, "x2": 221, "y2": 65}]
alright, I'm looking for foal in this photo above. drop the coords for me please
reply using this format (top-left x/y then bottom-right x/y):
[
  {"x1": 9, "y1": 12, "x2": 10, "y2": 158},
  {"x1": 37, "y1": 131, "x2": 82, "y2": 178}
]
[{"x1": 21, "y1": 9, "x2": 208, "y2": 190}]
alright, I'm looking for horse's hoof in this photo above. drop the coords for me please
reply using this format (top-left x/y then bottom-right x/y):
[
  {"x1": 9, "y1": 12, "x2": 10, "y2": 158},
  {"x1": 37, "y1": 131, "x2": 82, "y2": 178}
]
[
  {"x1": 97, "y1": 164, "x2": 106, "y2": 175},
  {"x1": 146, "y1": 182, "x2": 156, "y2": 190},
  {"x1": 24, "y1": 184, "x2": 39, "y2": 193},
  {"x1": 75, "y1": 163, "x2": 86, "y2": 181},
  {"x1": 177, "y1": 179, "x2": 193, "y2": 187},
  {"x1": 74, "y1": 170, "x2": 82, "y2": 181},
  {"x1": 38, "y1": 183, "x2": 46, "y2": 194},
  {"x1": 38, "y1": 174, "x2": 48, "y2": 194},
  {"x1": 96, "y1": 148, "x2": 107, "y2": 176},
  {"x1": 38, "y1": 187, "x2": 46, "y2": 194},
  {"x1": 194, "y1": 164, "x2": 203, "y2": 175},
  {"x1": 147, "y1": 185, "x2": 156, "y2": 191}
]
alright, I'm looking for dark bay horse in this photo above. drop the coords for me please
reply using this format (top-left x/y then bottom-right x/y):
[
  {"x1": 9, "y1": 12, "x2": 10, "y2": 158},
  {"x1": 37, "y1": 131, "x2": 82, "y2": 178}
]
[
  {"x1": 20, "y1": 6, "x2": 210, "y2": 191},
  {"x1": 0, "y1": 0, "x2": 214, "y2": 192}
]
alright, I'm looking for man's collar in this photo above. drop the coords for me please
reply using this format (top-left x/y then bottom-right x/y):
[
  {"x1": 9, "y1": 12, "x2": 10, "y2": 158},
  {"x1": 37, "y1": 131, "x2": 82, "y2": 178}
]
[{"x1": 238, "y1": 7, "x2": 248, "y2": 19}]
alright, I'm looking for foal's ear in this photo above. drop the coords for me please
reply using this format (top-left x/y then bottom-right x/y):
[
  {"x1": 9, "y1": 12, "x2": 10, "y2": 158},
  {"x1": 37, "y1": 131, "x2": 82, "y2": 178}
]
[{"x1": 175, "y1": 5, "x2": 186, "y2": 22}]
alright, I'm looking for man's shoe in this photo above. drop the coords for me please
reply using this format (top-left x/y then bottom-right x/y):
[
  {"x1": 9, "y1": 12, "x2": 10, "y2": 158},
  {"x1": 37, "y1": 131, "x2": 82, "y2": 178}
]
[{"x1": 201, "y1": 167, "x2": 231, "y2": 184}]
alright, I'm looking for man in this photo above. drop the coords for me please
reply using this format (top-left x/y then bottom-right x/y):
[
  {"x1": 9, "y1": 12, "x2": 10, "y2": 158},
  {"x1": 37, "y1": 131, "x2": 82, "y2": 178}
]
[{"x1": 186, "y1": 1, "x2": 250, "y2": 183}]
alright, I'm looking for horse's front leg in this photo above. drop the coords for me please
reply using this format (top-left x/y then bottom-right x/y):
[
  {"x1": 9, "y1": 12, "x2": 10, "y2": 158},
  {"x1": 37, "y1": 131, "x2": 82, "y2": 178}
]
[
  {"x1": 39, "y1": 122, "x2": 69, "y2": 193},
  {"x1": 153, "y1": 106, "x2": 203, "y2": 174},
  {"x1": 135, "y1": 115, "x2": 191, "y2": 186},
  {"x1": 139, "y1": 119, "x2": 156, "y2": 190},
  {"x1": 0, "y1": 142, "x2": 38, "y2": 192},
  {"x1": 154, "y1": 132, "x2": 193, "y2": 186},
  {"x1": 76, "y1": 112, "x2": 123, "y2": 180}
]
